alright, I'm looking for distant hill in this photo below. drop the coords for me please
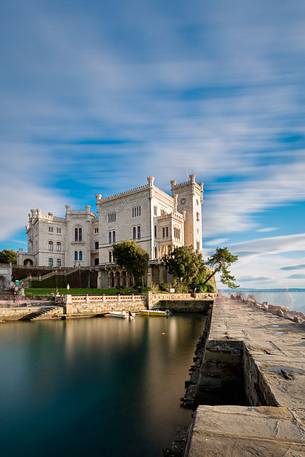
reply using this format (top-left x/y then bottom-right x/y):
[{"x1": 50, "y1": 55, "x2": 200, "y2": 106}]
[{"x1": 220, "y1": 288, "x2": 305, "y2": 293}]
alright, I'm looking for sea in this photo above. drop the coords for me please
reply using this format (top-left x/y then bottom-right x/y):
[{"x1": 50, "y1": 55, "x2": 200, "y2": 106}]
[{"x1": 0, "y1": 314, "x2": 205, "y2": 457}]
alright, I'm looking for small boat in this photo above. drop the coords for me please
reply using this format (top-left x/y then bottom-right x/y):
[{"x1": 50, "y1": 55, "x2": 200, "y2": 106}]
[
  {"x1": 106, "y1": 311, "x2": 128, "y2": 319},
  {"x1": 139, "y1": 309, "x2": 171, "y2": 317}
]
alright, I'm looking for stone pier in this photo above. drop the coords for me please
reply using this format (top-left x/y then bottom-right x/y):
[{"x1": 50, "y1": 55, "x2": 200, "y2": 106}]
[{"x1": 185, "y1": 296, "x2": 305, "y2": 456}]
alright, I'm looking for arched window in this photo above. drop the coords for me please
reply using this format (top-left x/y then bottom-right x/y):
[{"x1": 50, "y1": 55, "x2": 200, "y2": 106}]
[
  {"x1": 79, "y1": 251, "x2": 83, "y2": 261},
  {"x1": 56, "y1": 242, "x2": 61, "y2": 252},
  {"x1": 48, "y1": 241, "x2": 53, "y2": 251},
  {"x1": 74, "y1": 251, "x2": 78, "y2": 261},
  {"x1": 75, "y1": 227, "x2": 83, "y2": 242}
]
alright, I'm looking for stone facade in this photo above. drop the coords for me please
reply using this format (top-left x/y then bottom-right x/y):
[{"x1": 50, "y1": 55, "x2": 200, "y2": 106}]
[
  {"x1": 18, "y1": 175, "x2": 203, "y2": 274},
  {"x1": 0, "y1": 263, "x2": 12, "y2": 289}
]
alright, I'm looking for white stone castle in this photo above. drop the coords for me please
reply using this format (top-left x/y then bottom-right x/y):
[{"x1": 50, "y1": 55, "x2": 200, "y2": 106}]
[{"x1": 17, "y1": 175, "x2": 203, "y2": 269}]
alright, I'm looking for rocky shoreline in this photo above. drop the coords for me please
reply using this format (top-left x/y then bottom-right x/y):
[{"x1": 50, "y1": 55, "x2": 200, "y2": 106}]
[{"x1": 230, "y1": 293, "x2": 305, "y2": 324}]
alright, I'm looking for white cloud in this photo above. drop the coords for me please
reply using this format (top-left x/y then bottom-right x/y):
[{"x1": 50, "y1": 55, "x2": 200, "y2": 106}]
[
  {"x1": 205, "y1": 160, "x2": 305, "y2": 236},
  {"x1": 1, "y1": 0, "x2": 305, "y2": 261},
  {"x1": 205, "y1": 238, "x2": 229, "y2": 246},
  {"x1": 225, "y1": 233, "x2": 305, "y2": 288},
  {"x1": 257, "y1": 227, "x2": 278, "y2": 233}
]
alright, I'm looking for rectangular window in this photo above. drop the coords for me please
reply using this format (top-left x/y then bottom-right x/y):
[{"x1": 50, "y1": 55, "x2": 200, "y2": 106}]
[
  {"x1": 57, "y1": 227, "x2": 61, "y2": 234},
  {"x1": 154, "y1": 225, "x2": 157, "y2": 238},
  {"x1": 48, "y1": 258, "x2": 53, "y2": 267},
  {"x1": 112, "y1": 231, "x2": 116, "y2": 243},
  {"x1": 154, "y1": 206, "x2": 158, "y2": 216},
  {"x1": 109, "y1": 231, "x2": 112, "y2": 244},
  {"x1": 57, "y1": 259, "x2": 61, "y2": 267},
  {"x1": 48, "y1": 226, "x2": 53, "y2": 233},
  {"x1": 137, "y1": 226, "x2": 141, "y2": 239},
  {"x1": 79, "y1": 251, "x2": 83, "y2": 261},
  {"x1": 78, "y1": 227, "x2": 82, "y2": 242},
  {"x1": 174, "y1": 228, "x2": 181, "y2": 240},
  {"x1": 109, "y1": 251, "x2": 112, "y2": 263},
  {"x1": 166, "y1": 227, "x2": 169, "y2": 238},
  {"x1": 133, "y1": 226, "x2": 136, "y2": 240},
  {"x1": 75, "y1": 227, "x2": 78, "y2": 242},
  {"x1": 162, "y1": 227, "x2": 165, "y2": 239},
  {"x1": 154, "y1": 246, "x2": 158, "y2": 259},
  {"x1": 95, "y1": 241, "x2": 99, "y2": 250},
  {"x1": 74, "y1": 251, "x2": 78, "y2": 261},
  {"x1": 132, "y1": 206, "x2": 141, "y2": 217},
  {"x1": 95, "y1": 227, "x2": 99, "y2": 234},
  {"x1": 108, "y1": 212, "x2": 116, "y2": 223}
]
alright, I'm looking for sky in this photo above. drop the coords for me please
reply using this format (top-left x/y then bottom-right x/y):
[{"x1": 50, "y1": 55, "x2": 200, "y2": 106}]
[{"x1": 1, "y1": 0, "x2": 305, "y2": 289}]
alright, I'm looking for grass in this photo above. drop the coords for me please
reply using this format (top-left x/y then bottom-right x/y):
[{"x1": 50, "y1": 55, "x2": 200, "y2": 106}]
[{"x1": 25, "y1": 287, "x2": 146, "y2": 297}]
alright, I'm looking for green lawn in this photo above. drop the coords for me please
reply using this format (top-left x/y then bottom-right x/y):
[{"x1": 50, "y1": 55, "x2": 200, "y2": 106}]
[{"x1": 25, "y1": 287, "x2": 143, "y2": 297}]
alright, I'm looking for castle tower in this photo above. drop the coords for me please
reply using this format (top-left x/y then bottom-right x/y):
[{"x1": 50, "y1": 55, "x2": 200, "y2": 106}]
[{"x1": 170, "y1": 175, "x2": 203, "y2": 252}]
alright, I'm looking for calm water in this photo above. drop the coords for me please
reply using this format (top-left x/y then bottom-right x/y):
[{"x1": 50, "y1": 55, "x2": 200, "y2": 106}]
[
  {"x1": 0, "y1": 315, "x2": 205, "y2": 457},
  {"x1": 231, "y1": 290, "x2": 305, "y2": 314}
]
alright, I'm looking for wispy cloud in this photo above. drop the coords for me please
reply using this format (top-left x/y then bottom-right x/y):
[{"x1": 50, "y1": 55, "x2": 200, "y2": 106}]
[
  {"x1": 257, "y1": 227, "x2": 278, "y2": 233},
  {"x1": 281, "y1": 264, "x2": 305, "y2": 271},
  {"x1": 287, "y1": 273, "x2": 305, "y2": 279},
  {"x1": 1, "y1": 0, "x2": 305, "y2": 287}
]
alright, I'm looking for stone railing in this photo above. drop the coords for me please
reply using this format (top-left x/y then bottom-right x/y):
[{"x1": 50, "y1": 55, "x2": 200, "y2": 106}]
[
  {"x1": 59, "y1": 292, "x2": 215, "y2": 315},
  {"x1": 67, "y1": 294, "x2": 145, "y2": 304},
  {"x1": 147, "y1": 292, "x2": 216, "y2": 310},
  {"x1": 63, "y1": 294, "x2": 146, "y2": 315}
]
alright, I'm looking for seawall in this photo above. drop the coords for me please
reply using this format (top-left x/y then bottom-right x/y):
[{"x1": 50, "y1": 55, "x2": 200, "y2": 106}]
[
  {"x1": 0, "y1": 292, "x2": 215, "y2": 321},
  {"x1": 183, "y1": 295, "x2": 305, "y2": 456}
]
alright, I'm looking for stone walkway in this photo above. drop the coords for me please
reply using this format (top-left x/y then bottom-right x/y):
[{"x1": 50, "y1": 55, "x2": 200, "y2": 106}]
[{"x1": 186, "y1": 296, "x2": 305, "y2": 457}]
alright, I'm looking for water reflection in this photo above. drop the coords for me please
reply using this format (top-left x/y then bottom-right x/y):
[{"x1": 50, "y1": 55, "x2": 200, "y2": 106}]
[{"x1": 0, "y1": 315, "x2": 205, "y2": 457}]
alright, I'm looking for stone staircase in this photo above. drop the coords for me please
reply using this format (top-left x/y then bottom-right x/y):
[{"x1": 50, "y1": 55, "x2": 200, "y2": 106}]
[
  {"x1": 23, "y1": 267, "x2": 80, "y2": 287},
  {"x1": 19, "y1": 306, "x2": 57, "y2": 321}
]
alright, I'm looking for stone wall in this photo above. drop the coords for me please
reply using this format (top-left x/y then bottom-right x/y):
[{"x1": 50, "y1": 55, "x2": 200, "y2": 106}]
[
  {"x1": 64, "y1": 294, "x2": 146, "y2": 316},
  {"x1": 243, "y1": 345, "x2": 278, "y2": 406},
  {"x1": 0, "y1": 263, "x2": 12, "y2": 289},
  {"x1": 147, "y1": 292, "x2": 216, "y2": 310},
  {"x1": 0, "y1": 306, "x2": 63, "y2": 321}
]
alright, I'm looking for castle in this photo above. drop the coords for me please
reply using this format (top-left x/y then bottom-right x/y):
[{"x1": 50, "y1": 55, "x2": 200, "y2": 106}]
[{"x1": 17, "y1": 175, "x2": 203, "y2": 283}]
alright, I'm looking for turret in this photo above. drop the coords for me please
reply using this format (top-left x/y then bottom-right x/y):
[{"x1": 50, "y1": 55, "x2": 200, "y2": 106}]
[{"x1": 171, "y1": 175, "x2": 203, "y2": 252}]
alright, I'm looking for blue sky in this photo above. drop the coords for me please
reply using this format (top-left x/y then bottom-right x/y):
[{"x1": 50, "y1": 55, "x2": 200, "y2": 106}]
[{"x1": 1, "y1": 0, "x2": 305, "y2": 288}]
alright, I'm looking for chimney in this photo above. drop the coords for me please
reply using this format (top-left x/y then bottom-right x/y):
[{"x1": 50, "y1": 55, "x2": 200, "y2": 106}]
[
  {"x1": 189, "y1": 174, "x2": 196, "y2": 184},
  {"x1": 170, "y1": 179, "x2": 176, "y2": 191},
  {"x1": 147, "y1": 176, "x2": 155, "y2": 186}
]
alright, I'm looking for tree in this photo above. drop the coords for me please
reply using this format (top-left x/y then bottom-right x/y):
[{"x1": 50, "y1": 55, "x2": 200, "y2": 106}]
[
  {"x1": 0, "y1": 249, "x2": 17, "y2": 264},
  {"x1": 112, "y1": 241, "x2": 149, "y2": 287},
  {"x1": 163, "y1": 246, "x2": 209, "y2": 291},
  {"x1": 203, "y1": 247, "x2": 239, "y2": 288}
]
